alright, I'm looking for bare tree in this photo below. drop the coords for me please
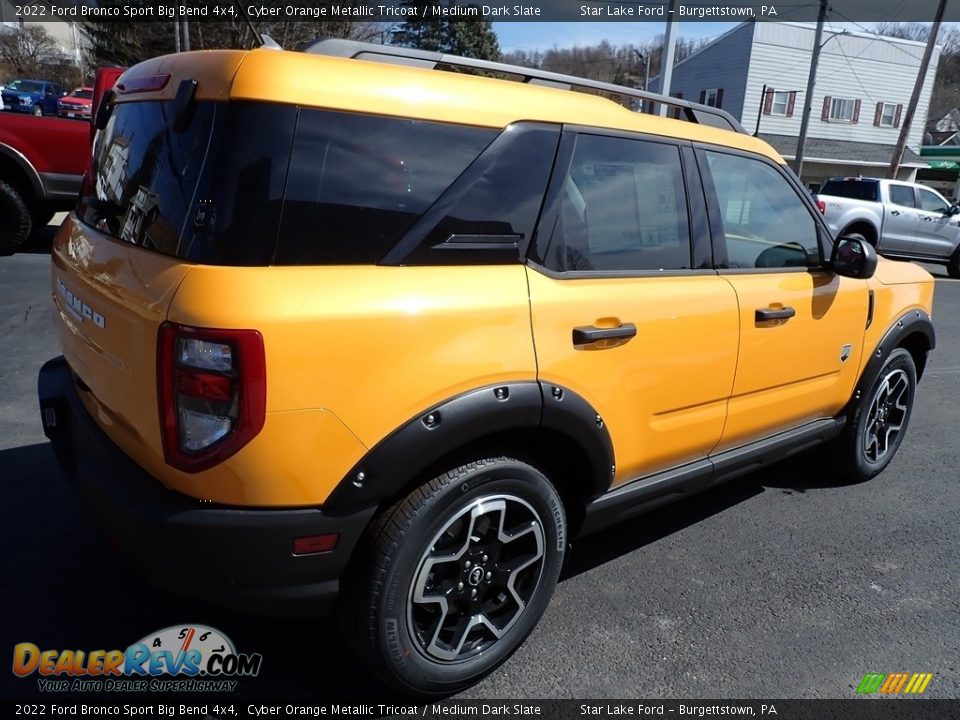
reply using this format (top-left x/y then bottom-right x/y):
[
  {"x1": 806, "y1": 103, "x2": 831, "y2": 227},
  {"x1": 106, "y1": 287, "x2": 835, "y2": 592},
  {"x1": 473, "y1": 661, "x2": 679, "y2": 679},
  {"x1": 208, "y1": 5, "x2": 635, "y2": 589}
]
[{"x1": 0, "y1": 26, "x2": 67, "y2": 77}]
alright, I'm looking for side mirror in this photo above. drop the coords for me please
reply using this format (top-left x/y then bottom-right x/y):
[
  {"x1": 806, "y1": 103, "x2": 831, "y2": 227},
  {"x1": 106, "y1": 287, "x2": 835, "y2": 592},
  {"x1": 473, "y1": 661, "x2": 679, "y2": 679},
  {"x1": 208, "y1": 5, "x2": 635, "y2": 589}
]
[
  {"x1": 831, "y1": 234, "x2": 877, "y2": 280},
  {"x1": 948, "y1": 204, "x2": 960, "y2": 216}
]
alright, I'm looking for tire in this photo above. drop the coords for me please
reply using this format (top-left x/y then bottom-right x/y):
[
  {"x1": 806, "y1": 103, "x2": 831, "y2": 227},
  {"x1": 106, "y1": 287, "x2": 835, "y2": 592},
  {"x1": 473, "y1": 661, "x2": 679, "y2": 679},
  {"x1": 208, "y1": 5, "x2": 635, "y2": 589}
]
[
  {"x1": 31, "y1": 104, "x2": 42, "y2": 117},
  {"x1": 831, "y1": 348, "x2": 917, "y2": 482},
  {"x1": 947, "y1": 247, "x2": 960, "y2": 279},
  {"x1": 0, "y1": 179, "x2": 34, "y2": 255},
  {"x1": 341, "y1": 457, "x2": 566, "y2": 696}
]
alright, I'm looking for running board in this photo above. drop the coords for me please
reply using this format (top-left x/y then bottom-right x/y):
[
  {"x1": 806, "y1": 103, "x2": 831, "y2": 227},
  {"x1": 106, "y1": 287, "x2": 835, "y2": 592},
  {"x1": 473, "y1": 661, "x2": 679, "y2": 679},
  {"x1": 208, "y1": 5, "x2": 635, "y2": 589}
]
[{"x1": 578, "y1": 417, "x2": 845, "y2": 537}]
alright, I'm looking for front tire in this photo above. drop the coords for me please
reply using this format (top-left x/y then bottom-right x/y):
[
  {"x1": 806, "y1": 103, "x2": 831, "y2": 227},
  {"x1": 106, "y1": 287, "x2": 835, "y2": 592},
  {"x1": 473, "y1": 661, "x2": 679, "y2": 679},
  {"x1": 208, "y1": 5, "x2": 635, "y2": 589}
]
[
  {"x1": 342, "y1": 457, "x2": 566, "y2": 696},
  {"x1": 947, "y1": 246, "x2": 960, "y2": 279},
  {"x1": 31, "y1": 104, "x2": 43, "y2": 117},
  {"x1": 831, "y1": 348, "x2": 917, "y2": 481},
  {"x1": 0, "y1": 179, "x2": 34, "y2": 255}
]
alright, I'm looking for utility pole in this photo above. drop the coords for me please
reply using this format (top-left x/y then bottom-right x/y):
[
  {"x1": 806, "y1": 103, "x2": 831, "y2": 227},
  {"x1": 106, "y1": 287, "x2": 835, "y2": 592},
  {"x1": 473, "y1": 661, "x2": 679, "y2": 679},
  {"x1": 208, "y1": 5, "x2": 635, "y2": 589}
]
[
  {"x1": 173, "y1": 14, "x2": 181, "y2": 53},
  {"x1": 889, "y1": 0, "x2": 948, "y2": 179},
  {"x1": 182, "y1": 20, "x2": 191, "y2": 52},
  {"x1": 755, "y1": 84, "x2": 768, "y2": 136},
  {"x1": 792, "y1": 0, "x2": 828, "y2": 179},
  {"x1": 659, "y1": 0, "x2": 679, "y2": 115}
]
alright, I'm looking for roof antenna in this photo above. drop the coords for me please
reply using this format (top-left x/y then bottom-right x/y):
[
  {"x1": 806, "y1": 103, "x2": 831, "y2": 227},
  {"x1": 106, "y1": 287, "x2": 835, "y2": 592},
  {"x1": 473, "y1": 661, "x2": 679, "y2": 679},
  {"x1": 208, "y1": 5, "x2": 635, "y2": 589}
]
[{"x1": 231, "y1": 0, "x2": 280, "y2": 49}]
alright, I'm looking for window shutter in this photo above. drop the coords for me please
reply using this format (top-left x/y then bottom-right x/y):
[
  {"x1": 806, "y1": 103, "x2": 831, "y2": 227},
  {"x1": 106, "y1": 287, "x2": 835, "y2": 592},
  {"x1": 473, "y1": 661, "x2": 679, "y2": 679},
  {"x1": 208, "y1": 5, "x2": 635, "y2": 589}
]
[
  {"x1": 894, "y1": 104, "x2": 903, "y2": 128},
  {"x1": 852, "y1": 99, "x2": 861, "y2": 124},
  {"x1": 763, "y1": 87, "x2": 774, "y2": 115},
  {"x1": 822, "y1": 96, "x2": 832, "y2": 120},
  {"x1": 715, "y1": 88, "x2": 724, "y2": 109},
  {"x1": 699, "y1": 90, "x2": 706, "y2": 104},
  {"x1": 874, "y1": 102, "x2": 882, "y2": 126},
  {"x1": 786, "y1": 91, "x2": 796, "y2": 117}
]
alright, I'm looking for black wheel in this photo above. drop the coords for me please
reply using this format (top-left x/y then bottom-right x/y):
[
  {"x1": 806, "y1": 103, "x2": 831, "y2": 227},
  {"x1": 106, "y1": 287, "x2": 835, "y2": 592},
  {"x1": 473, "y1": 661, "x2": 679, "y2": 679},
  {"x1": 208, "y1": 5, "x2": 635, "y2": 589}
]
[
  {"x1": 947, "y1": 247, "x2": 960, "y2": 279},
  {"x1": 342, "y1": 457, "x2": 566, "y2": 696},
  {"x1": 831, "y1": 348, "x2": 917, "y2": 481},
  {"x1": 31, "y1": 104, "x2": 43, "y2": 117},
  {"x1": 0, "y1": 179, "x2": 33, "y2": 255}
]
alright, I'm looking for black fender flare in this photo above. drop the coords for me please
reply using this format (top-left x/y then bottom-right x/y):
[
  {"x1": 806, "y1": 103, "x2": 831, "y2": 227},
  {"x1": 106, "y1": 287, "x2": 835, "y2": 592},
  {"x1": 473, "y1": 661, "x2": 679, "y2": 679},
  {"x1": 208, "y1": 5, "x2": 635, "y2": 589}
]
[
  {"x1": 845, "y1": 308, "x2": 935, "y2": 415},
  {"x1": 323, "y1": 381, "x2": 615, "y2": 513}
]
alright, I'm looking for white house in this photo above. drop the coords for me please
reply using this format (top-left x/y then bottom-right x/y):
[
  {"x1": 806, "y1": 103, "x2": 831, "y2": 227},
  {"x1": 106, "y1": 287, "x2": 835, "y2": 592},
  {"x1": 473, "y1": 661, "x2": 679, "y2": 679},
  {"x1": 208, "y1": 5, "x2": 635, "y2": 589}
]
[
  {"x1": 0, "y1": 0, "x2": 90, "y2": 66},
  {"x1": 650, "y1": 21, "x2": 939, "y2": 190}
]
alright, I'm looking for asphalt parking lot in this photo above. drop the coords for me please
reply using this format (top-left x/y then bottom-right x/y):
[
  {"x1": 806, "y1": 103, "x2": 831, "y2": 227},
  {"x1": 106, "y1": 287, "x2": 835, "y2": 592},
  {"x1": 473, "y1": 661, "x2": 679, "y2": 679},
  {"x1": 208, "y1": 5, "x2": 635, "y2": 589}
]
[{"x1": 1, "y1": 221, "x2": 958, "y2": 700}]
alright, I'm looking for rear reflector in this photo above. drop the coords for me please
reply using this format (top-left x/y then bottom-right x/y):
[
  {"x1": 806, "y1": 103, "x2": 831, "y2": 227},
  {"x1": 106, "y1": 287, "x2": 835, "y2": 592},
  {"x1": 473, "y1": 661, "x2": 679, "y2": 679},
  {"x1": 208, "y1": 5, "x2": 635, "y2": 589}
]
[
  {"x1": 293, "y1": 534, "x2": 339, "y2": 556},
  {"x1": 816, "y1": 199, "x2": 826, "y2": 214}
]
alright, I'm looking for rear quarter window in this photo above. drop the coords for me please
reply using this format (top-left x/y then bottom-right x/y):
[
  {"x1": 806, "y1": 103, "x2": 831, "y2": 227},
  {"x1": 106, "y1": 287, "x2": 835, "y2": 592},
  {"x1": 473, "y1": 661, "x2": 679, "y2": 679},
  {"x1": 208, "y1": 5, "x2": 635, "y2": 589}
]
[{"x1": 820, "y1": 180, "x2": 879, "y2": 202}]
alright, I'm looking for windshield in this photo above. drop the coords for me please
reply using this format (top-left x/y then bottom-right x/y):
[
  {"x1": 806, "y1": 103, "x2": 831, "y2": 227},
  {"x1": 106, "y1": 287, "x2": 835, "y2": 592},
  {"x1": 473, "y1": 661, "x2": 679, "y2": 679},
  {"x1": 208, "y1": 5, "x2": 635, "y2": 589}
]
[
  {"x1": 8, "y1": 80, "x2": 43, "y2": 93},
  {"x1": 71, "y1": 88, "x2": 93, "y2": 99},
  {"x1": 819, "y1": 180, "x2": 879, "y2": 202}
]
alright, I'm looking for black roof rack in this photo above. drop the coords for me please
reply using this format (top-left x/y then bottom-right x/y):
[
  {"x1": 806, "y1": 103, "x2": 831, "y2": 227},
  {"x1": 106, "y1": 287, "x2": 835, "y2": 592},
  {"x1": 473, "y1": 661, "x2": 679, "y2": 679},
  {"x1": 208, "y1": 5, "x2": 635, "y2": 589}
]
[{"x1": 302, "y1": 38, "x2": 746, "y2": 135}]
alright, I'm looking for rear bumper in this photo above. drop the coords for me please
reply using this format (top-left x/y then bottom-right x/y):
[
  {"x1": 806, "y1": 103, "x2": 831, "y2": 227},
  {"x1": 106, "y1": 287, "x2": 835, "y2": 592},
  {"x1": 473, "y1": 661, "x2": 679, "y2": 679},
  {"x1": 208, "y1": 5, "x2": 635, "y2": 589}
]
[{"x1": 37, "y1": 356, "x2": 375, "y2": 616}]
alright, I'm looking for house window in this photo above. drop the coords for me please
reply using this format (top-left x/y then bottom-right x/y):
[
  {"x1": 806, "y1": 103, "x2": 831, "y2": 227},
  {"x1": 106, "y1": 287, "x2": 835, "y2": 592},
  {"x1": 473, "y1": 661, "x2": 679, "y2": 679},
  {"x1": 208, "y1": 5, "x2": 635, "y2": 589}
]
[
  {"x1": 770, "y1": 91, "x2": 790, "y2": 116},
  {"x1": 874, "y1": 102, "x2": 902, "y2": 128},
  {"x1": 702, "y1": 89, "x2": 723, "y2": 108},
  {"x1": 829, "y1": 98, "x2": 856, "y2": 122}
]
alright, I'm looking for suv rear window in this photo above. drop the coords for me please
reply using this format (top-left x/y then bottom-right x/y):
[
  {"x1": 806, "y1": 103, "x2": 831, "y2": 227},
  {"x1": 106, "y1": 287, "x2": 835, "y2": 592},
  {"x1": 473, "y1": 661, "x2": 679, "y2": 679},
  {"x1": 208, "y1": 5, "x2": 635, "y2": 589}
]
[
  {"x1": 819, "y1": 179, "x2": 879, "y2": 202},
  {"x1": 80, "y1": 100, "x2": 496, "y2": 266}
]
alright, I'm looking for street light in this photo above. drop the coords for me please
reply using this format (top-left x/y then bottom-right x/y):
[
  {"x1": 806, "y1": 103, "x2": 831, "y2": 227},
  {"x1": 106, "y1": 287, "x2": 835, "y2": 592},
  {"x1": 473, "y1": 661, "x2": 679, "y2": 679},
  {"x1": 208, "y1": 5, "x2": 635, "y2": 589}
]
[{"x1": 633, "y1": 49, "x2": 650, "y2": 92}]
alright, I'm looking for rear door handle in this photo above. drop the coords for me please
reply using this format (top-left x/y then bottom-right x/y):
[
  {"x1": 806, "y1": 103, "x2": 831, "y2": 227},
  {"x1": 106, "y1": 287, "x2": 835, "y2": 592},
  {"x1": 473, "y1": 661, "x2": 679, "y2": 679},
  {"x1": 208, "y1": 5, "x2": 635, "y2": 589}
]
[
  {"x1": 755, "y1": 307, "x2": 796, "y2": 322},
  {"x1": 572, "y1": 323, "x2": 637, "y2": 345}
]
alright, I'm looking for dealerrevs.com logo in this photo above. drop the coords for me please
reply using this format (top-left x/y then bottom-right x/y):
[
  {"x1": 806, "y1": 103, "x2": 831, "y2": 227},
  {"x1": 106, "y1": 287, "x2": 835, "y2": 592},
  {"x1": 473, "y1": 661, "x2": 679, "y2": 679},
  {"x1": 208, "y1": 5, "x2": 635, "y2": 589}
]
[{"x1": 12, "y1": 625, "x2": 262, "y2": 693}]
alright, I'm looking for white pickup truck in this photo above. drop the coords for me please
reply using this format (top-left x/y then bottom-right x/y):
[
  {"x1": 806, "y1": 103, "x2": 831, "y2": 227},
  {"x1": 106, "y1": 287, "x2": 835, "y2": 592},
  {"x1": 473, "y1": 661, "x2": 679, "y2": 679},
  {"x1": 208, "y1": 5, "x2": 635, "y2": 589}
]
[{"x1": 814, "y1": 177, "x2": 960, "y2": 278}]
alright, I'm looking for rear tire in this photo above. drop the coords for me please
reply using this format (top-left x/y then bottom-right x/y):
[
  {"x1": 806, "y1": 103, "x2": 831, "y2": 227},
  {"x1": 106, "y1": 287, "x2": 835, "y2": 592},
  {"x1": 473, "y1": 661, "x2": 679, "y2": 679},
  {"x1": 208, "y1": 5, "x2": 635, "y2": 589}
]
[
  {"x1": 0, "y1": 180, "x2": 33, "y2": 255},
  {"x1": 830, "y1": 348, "x2": 917, "y2": 482},
  {"x1": 341, "y1": 457, "x2": 566, "y2": 697},
  {"x1": 31, "y1": 104, "x2": 42, "y2": 117}
]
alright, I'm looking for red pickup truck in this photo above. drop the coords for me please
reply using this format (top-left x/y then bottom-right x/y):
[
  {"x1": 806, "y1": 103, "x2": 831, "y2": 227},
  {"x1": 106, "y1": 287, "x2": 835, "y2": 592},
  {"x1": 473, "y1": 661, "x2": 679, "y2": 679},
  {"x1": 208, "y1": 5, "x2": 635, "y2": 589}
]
[{"x1": 0, "y1": 67, "x2": 123, "y2": 255}]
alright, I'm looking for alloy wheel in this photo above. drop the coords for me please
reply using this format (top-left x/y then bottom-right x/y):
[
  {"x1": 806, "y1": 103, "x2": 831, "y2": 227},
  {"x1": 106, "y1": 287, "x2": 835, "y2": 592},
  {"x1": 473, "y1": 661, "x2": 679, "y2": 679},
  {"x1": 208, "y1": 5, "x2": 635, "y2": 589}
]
[
  {"x1": 407, "y1": 494, "x2": 546, "y2": 663},
  {"x1": 862, "y1": 368, "x2": 911, "y2": 464}
]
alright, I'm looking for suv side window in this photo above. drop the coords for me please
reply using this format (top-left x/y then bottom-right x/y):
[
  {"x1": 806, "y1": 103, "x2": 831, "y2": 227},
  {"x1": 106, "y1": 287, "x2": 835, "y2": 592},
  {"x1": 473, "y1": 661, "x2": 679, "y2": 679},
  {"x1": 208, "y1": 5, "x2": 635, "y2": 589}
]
[
  {"x1": 704, "y1": 151, "x2": 819, "y2": 269},
  {"x1": 889, "y1": 184, "x2": 918, "y2": 208},
  {"x1": 918, "y1": 187, "x2": 949, "y2": 213},
  {"x1": 277, "y1": 109, "x2": 496, "y2": 265},
  {"x1": 551, "y1": 134, "x2": 692, "y2": 272}
]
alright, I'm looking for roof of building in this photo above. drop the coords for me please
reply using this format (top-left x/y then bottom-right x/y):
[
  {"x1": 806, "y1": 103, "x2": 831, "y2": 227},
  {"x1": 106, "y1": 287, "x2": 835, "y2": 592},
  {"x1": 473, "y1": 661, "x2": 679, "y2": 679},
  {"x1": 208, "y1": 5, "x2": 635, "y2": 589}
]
[{"x1": 760, "y1": 133, "x2": 925, "y2": 167}]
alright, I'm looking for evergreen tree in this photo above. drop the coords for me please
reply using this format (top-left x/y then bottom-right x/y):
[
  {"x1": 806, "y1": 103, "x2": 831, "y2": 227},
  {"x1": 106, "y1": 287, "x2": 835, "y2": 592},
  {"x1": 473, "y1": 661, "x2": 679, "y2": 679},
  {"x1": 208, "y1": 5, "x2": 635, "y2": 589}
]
[{"x1": 392, "y1": 1, "x2": 500, "y2": 60}]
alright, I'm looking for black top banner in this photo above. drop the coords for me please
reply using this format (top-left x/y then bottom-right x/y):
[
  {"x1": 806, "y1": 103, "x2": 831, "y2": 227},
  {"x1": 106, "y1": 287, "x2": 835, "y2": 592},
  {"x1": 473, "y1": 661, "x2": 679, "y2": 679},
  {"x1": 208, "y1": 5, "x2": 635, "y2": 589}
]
[{"x1": 13, "y1": 0, "x2": 960, "y2": 24}]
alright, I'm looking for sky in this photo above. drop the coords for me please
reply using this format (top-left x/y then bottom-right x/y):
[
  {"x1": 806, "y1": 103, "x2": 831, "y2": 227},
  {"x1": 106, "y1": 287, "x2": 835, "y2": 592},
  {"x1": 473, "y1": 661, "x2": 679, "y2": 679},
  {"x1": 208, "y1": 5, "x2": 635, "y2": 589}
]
[{"x1": 494, "y1": 22, "x2": 738, "y2": 53}]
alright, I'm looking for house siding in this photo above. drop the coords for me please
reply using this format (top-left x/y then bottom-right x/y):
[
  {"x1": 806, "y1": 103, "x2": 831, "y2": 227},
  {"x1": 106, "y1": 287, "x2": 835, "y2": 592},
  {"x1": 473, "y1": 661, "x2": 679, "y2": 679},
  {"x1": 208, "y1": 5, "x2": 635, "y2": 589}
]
[
  {"x1": 648, "y1": 23, "x2": 754, "y2": 119},
  {"x1": 745, "y1": 23, "x2": 939, "y2": 154}
]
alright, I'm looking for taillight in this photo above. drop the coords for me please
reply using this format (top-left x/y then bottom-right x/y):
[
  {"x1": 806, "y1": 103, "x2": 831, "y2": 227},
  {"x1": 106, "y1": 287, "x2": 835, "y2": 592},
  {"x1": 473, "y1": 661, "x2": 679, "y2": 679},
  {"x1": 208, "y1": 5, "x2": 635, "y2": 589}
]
[
  {"x1": 158, "y1": 323, "x2": 266, "y2": 473},
  {"x1": 816, "y1": 199, "x2": 826, "y2": 214}
]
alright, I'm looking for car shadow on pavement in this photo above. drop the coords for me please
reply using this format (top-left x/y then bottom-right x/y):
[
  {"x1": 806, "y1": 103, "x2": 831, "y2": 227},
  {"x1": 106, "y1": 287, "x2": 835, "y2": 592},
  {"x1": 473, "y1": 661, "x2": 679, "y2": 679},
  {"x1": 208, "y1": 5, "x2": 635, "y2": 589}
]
[
  {"x1": 0, "y1": 441, "x2": 391, "y2": 700},
  {"x1": 562, "y1": 450, "x2": 855, "y2": 581},
  {"x1": 18, "y1": 224, "x2": 58, "y2": 255}
]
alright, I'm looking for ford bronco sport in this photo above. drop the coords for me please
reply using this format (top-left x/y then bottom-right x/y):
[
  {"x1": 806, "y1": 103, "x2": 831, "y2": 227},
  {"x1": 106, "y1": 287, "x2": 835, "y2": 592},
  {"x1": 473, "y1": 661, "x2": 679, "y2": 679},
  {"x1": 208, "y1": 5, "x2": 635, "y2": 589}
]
[{"x1": 38, "y1": 40, "x2": 935, "y2": 695}]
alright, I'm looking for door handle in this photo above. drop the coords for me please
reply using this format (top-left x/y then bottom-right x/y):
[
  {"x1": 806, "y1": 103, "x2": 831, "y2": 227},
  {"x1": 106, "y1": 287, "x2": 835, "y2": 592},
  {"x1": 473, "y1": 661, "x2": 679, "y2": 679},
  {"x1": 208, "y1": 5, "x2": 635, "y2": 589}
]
[
  {"x1": 572, "y1": 323, "x2": 637, "y2": 345},
  {"x1": 891, "y1": 210, "x2": 901, "y2": 216},
  {"x1": 755, "y1": 307, "x2": 796, "y2": 322}
]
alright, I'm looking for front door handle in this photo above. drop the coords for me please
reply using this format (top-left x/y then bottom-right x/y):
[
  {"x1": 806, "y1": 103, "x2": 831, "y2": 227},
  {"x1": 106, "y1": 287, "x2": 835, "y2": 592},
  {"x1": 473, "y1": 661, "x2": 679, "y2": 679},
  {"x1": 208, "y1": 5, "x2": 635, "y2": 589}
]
[
  {"x1": 755, "y1": 307, "x2": 796, "y2": 322},
  {"x1": 572, "y1": 323, "x2": 637, "y2": 345},
  {"x1": 891, "y1": 210, "x2": 901, "y2": 216}
]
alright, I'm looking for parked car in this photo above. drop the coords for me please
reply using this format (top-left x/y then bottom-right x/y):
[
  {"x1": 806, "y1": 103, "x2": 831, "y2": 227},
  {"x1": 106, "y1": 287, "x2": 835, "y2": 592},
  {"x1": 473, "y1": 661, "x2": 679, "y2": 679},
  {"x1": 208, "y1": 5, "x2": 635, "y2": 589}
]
[
  {"x1": 58, "y1": 86, "x2": 94, "y2": 120},
  {"x1": 815, "y1": 177, "x2": 960, "y2": 278},
  {"x1": 1, "y1": 79, "x2": 63, "y2": 117},
  {"x1": 38, "y1": 40, "x2": 935, "y2": 696},
  {"x1": 0, "y1": 68, "x2": 124, "y2": 254}
]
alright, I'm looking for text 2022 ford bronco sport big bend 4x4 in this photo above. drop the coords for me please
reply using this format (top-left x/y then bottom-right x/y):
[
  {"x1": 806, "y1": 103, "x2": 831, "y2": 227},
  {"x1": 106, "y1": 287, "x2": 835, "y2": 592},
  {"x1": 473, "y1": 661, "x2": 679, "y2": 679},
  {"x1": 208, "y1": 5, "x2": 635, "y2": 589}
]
[{"x1": 38, "y1": 40, "x2": 935, "y2": 695}]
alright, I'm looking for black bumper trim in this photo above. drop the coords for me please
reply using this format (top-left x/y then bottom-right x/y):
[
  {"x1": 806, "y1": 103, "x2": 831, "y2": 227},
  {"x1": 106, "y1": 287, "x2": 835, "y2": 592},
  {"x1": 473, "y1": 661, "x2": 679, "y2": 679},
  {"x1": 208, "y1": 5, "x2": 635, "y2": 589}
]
[{"x1": 37, "y1": 356, "x2": 374, "y2": 616}]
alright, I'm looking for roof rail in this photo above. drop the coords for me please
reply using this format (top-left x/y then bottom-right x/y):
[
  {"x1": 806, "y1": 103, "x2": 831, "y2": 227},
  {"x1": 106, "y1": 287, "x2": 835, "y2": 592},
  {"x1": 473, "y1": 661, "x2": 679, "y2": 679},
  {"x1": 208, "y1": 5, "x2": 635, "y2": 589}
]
[{"x1": 302, "y1": 38, "x2": 747, "y2": 135}]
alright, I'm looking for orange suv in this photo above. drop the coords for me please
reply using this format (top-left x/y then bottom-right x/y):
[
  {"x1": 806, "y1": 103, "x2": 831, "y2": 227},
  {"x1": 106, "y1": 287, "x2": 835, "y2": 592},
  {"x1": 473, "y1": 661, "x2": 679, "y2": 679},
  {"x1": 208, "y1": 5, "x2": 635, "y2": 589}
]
[{"x1": 38, "y1": 40, "x2": 935, "y2": 695}]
